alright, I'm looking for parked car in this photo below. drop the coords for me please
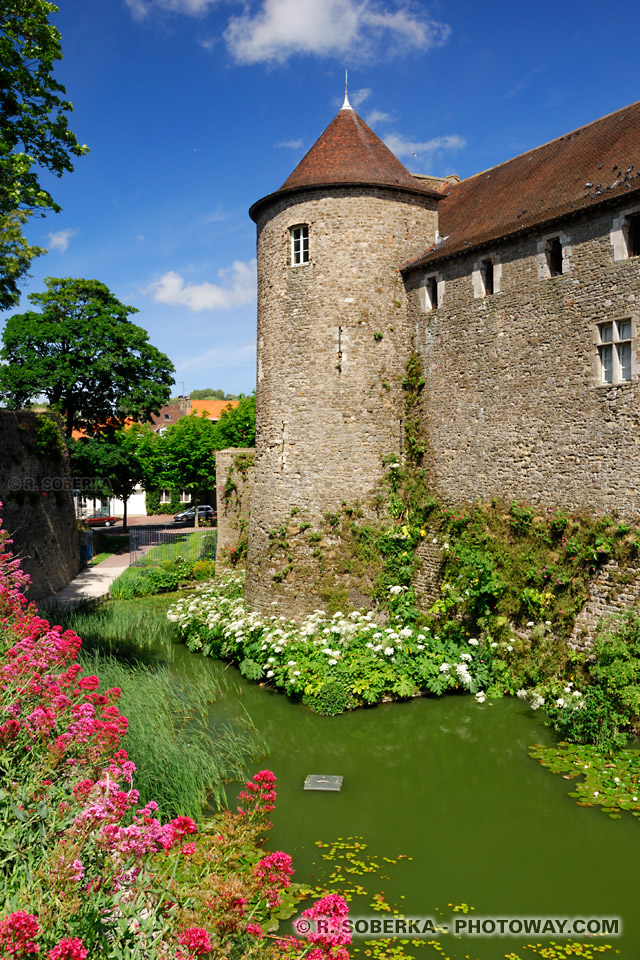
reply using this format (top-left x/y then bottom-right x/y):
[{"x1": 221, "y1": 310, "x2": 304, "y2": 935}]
[
  {"x1": 84, "y1": 514, "x2": 119, "y2": 527},
  {"x1": 173, "y1": 505, "x2": 216, "y2": 525}
]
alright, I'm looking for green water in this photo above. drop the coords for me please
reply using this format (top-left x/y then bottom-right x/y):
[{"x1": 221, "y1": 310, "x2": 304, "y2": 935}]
[{"x1": 171, "y1": 643, "x2": 634, "y2": 959}]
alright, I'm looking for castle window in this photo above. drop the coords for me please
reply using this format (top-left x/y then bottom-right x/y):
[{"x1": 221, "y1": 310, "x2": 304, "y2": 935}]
[
  {"x1": 290, "y1": 224, "x2": 309, "y2": 265},
  {"x1": 418, "y1": 274, "x2": 441, "y2": 312},
  {"x1": 628, "y1": 214, "x2": 640, "y2": 258},
  {"x1": 481, "y1": 258, "x2": 494, "y2": 296},
  {"x1": 546, "y1": 237, "x2": 563, "y2": 276},
  {"x1": 597, "y1": 319, "x2": 632, "y2": 384},
  {"x1": 611, "y1": 209, "x2": 640, "y2": 261}
]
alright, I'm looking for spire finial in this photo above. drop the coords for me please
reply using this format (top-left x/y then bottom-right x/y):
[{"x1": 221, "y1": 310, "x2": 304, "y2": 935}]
[{"x1": 342, "y1": 68, "x2": 352, "y2": 110}]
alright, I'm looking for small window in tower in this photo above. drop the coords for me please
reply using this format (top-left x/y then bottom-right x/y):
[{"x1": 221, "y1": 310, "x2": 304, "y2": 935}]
[
  {"x1": 482, "y1": 258, "x2": 494, "y2": 296},
  {"x1": 546, "y1": 237, "x2": 563, "y2": 277},
  {"x1": 627, "y1": 214, "x2": 640, "y2": 258},
  {"x1": 290, "y1": 224, "x2": 309, "y2": 265}
]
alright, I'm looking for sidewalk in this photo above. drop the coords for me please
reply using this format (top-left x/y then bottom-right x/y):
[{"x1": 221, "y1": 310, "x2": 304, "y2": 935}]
[{"x1": 48, "y1": 551, "x2": 132, "y2": 605}]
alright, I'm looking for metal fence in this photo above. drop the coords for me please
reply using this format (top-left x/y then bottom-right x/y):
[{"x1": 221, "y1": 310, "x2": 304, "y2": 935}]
[{"x1": 129, "y1": 526, "x2": 217, "y2": 568}]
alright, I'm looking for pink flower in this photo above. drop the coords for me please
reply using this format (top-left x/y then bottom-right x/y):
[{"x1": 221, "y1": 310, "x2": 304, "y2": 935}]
[
  {"x1": 246, "y1": 923, "x2": 264, "y2": 937},
  {"x1": 177, "y1": 927, "x2": 212, "y2": 955},
  {"x1": 47, "y1": 938, "x2": 88, "y2": 960},
  {"x1": 0, "y1": 911, "x2": 40, "y2": 957},
  {"x1": 181, "y1": 842, "x2": 197, "y2": 856}
]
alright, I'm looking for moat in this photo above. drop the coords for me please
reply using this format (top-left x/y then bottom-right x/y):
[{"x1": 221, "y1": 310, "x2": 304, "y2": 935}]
[{"x1": 171, "y1": 642, "x2": 635, "y2": 960}]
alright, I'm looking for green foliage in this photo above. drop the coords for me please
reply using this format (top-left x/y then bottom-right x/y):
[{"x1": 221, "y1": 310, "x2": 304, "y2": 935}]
[
  {"x1": 543, "y1": 609, "x2": 640, "y2": 749},
  {"x1": 302, "y1": 676, "x2": 352, "y2": 716},
  {"x1": 0, "y1": 2, "x2": 87, "y2": 305},
  {"x1": 199, "y1": 532, "x2": 217, "y2": 560},
  {"x1": 31, "y1": 412, "x2": 64, "y2": 458},
  {"x1": 240, "y1": 658, "x2": 264, "y2": 681},
  {"x1": 0, "y1": 210, "x2": 45, "y2": 310},
  {"x1": 145, "y1": 487, "x2": 181, "y2": 514},
  {"x1": 70, "y1": 428, "x2": 146, "y2": 527},
  {"x1": 0, "y1": 278, "x2": 174, "y2": 437},
  {"x1": 508, "y1": 501, "x2": 536, "y2": 534},
  {"x1": 110, "y1": 566, "x2": 183, "y2": 599},
  {"x1": 373, "y1": 331, "x2": 383, "y2": 341},
  {"x1": 213, "y1": 393, "x2": 256, "y2": 449},
  {"x1": 189, "y1": 388, "x2": 237, "y2": 400}
]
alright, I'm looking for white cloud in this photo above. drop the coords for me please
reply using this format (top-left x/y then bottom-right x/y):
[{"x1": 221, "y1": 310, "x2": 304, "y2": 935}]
[
  {"x1": 224, "y1": 0, "x2": 450, "y2": 64},
  {"x1": 47, "y1": 229, "x2": 77, "y2": 253},
  {"x1": 125, "y1": 0, "x2": 217, "y2": 18},
  {"x1": 384, "y1": 132, "x2": 466, "y2": 161},
  {"x1": 145, "y1": 259, "x2": 257, "y2": 312},
  {"x1": 365, "y1": 108, "x2": 392, "y2": 127},
  {"x1": 276, "y1": 138, "x2": 304, "y2": 149},
  {"x1": 350, "y1": 87, "x2": 372, "y2": 108}
]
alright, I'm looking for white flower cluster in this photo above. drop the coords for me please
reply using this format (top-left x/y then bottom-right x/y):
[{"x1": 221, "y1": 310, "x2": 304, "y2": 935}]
[{"x1": 167, "y1": 575, "x2": 490, "y2": 704}]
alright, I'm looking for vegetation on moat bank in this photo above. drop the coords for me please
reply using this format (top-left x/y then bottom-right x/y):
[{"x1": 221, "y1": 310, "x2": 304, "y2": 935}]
[
  {"x1": 43, "y1": 595, "x2": 264, "y2": 818},
  {"x1": 1, "y1": 510, "x2": 350, "y2": 958}
]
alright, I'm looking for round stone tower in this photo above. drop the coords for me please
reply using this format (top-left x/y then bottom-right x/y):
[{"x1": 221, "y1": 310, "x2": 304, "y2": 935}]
[{"x1": 246, "y1": 94, "x2": 441, "y2": 616}]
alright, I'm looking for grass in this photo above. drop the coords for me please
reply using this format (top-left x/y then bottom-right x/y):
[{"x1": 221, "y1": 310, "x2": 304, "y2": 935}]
[
  {"x1": 80, "y1": 650, "x2": 265, "y2": 818},
  {"x1": 44, "y1": 594, "x2": 183, "y2": 661},
  {"x1": 44, "y1": 595, "x2": 266, "y2": 817},
  {"x1": 133, "y1": 528, "x2": 217, "y2": 567}
]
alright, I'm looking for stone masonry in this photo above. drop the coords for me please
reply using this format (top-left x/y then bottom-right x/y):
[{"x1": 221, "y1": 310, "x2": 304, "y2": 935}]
[
  {"x1": 569, "y1": 560, "x2": 640, "y2": 651},
  {"x1": 244, "y1": 97, "x2": 640, "y2": 623},
  {"x1": 215, "y1": 448, "x2": 254, "y2": 574},
  {"x1": 0, "y1": 412, "x2": 81, "y2": 600}
]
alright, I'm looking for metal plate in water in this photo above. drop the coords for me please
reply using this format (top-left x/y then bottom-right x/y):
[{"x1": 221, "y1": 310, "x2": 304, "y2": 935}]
[{"x1": 304, "y1": 774, "x2": 343, "y2": 791}]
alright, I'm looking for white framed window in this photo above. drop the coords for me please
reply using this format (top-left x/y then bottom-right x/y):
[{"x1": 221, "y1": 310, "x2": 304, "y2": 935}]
[
  {"x1": 179, "y1": 490, "x2": 190, "y2": 503},
  {"x1": 290, "y1": 224, "x2": 309, "y2": 265},
  {"x1": 159, "y1": 489, "x2": 171, "y2": 504},
  {"x1": 611, "y1": 208, "x2": 640, "y2": 261},
  {"x1": 418, "y1": 273, "x2": 443, "y2": 312},
  {"x1": 472, "y1": 254, "x2": 501, "y2": 298},
  {"x1": 596, "y1": 319, "x2": 633, "y2": 384}
]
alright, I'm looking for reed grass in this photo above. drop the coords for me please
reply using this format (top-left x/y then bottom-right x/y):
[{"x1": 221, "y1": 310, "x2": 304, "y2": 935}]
[
  {"x1": 80, "y1": 650, "x2": 265, "y2": 818},
  {"x1": 44, "y1": 597, "x2": 178, "y2": 662}
]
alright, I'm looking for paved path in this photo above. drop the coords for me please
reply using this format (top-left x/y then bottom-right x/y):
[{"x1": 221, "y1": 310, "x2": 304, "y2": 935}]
[{"x1": 47, "y1": 551, "x2": 132, "y2": 605}]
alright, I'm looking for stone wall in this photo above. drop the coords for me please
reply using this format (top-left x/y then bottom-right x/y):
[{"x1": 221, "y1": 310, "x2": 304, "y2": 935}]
[
  {"x1": 569, "y1": 560, "x2": 640, "y2": 650},
  {"x1": 405, "y1": 197, "x2": 640, "y2": 517},
  {"x1": 413, "y1": 538, "x2": 444, "y2": 609},
  {"x1": 246, "y1": 184, "x2": 438, "y2": 616},
  {"x1": 0, "y1": 412, "x2": 81, "y2": 600},
  {"x1": 215, "y1": 448, "x2": 254, "y2": 574}
]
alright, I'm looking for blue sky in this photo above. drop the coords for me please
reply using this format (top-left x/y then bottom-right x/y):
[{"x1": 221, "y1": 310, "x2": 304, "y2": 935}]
[{"x1": 4, "y1": 0, "x2": 640, "y2": 395}]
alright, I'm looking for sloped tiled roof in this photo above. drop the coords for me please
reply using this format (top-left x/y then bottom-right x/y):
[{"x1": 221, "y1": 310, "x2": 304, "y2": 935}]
[
  {"x1": 403, "y1": 100, "x2": 640, "y2": 272},
  {"x1": 250, "y1": 103, "x2": 439, "y2": 220},
  {"x1": 190, "y1": 399, "x2": 239, "y2": 421}
]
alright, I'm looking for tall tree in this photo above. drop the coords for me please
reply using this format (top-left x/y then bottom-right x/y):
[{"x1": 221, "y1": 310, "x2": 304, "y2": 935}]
[
  {"x1": 70, "y1": 431, "x2": 145, "y2": 532},
  {"x1": 0, "y1": 1, "x2": 87, "y2": 305},
  {"x1": 0, "y1": 277, "x2": 175, "y2": 437},
  {"x1": 213, "y1": 394, "x2": 256, "y2": 448},
  {"x1": 160, "y1": 413, "x2": 219, "y2": 518}
]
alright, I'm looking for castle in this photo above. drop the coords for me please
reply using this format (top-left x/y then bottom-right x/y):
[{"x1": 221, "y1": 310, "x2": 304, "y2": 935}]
[{"x1": 240, "y1": 94, "x2": 640, "y2": 617}]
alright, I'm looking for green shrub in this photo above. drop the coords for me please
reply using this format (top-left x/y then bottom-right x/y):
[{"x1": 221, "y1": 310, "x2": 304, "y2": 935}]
[{"x1": 302, "y1": 677, "x2": 352, "y2": 715}]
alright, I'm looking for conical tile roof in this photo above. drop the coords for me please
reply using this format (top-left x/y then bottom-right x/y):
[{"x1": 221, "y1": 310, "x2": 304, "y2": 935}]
[{"x1": 250, "y1": 101, "x2": 439, "y2": 221}]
